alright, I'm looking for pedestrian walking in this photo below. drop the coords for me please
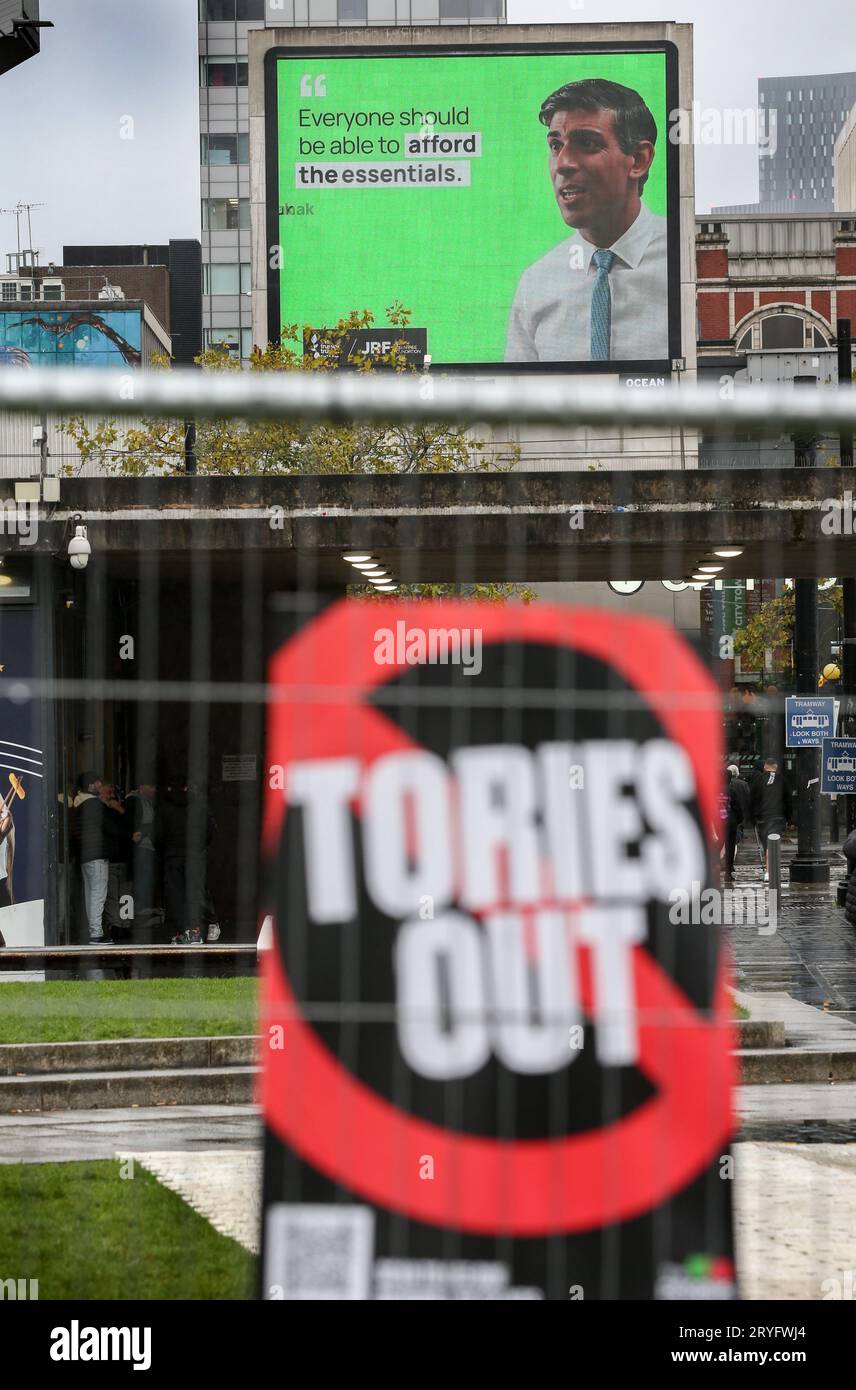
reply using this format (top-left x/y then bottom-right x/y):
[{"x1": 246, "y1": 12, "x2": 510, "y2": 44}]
[{"x1": 749, "y1": 757, "x2": 792, "y2": 884}]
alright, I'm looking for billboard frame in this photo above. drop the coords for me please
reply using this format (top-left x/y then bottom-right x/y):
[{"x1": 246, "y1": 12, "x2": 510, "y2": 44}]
[{"x1": 264, "y1": 39, "x2": 683, "y2": 376}]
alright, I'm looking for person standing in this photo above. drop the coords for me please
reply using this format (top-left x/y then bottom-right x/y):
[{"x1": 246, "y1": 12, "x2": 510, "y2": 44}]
[
  {"x1": 125, "y1": 779, "x2": 160, "y2": 933},
  {"x1": 842, "y1": 827, "x2": 856, "y2": 928},
  {"x1": 723, "y1": 765, "x2": 751, "y2": 884},
  {"x1": 74, "y1": 772, "x2": 138, "y2": 943},
  {"x1": 160, "y1": 776, "x2": 218, "y2": 945},
  {"x1": 750, "y1": 757, "x2": 792, "y2": 883}
]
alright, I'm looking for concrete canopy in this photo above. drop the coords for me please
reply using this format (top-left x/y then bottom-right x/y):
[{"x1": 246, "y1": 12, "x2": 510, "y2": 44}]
[{"x1": 13, "y1": 468, "x2": 856, "y2": 585}]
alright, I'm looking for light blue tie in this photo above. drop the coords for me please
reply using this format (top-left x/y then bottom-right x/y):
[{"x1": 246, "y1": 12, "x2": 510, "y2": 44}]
[{"x1": 590, "y1": 249, "x2": 616, "y2": 361}]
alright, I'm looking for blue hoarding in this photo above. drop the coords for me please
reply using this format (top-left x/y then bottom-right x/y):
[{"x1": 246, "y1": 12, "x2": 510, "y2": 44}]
[{"x1": 0, "y1": 307, "x2": 142, "y2": 369}]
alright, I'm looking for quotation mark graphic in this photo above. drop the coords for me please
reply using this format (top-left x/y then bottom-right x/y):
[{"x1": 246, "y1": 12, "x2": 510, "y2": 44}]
[{"x1": 300, "y1": 74, "x2": 326, "y2": 98}]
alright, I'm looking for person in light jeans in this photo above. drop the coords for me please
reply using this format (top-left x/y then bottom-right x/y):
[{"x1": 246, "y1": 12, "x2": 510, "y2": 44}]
[
  {"x1": 80, "y1": 857, "x2": 111, "y2": 941},
  {"x1": 73, "y1": 772, "x2": 138, "y2": 943}
]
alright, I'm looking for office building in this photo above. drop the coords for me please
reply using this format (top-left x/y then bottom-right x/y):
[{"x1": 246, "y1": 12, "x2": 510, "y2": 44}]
[
  {"x1": 714, "y1": 71, "x2": 856, "y2": 215},
  {"x1": 835, "y1": 103, "x2": 856, "y2": 212}
]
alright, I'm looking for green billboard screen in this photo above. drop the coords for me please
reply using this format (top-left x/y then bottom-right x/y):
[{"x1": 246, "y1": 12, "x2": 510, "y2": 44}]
[{"x1": 266, "y1": 43, "x2": 681, "y2": 371}]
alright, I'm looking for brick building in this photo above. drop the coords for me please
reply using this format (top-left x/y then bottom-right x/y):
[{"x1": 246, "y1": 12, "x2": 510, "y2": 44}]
[{"x1": 697, "y1": 212, "x2": 856, "y2": 356}]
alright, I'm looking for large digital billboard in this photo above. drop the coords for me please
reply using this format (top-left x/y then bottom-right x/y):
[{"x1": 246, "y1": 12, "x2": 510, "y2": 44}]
[{"x1": 266, "y1": 43, "x2": 681, "y2": 372}]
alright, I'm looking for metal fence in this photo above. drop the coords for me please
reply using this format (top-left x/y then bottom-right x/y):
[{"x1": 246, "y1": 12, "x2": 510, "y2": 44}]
[{"x1": 0, "y1": 367, "x2": 853, "y2": 1302}]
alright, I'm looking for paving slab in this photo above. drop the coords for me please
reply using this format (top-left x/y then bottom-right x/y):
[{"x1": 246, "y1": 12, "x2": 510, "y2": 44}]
[
  {"x1": 735, "y1": 1143, "x2": 856, "y2": 1300},
  {"x1": 110, "y1": 1142, "x2": 856, "y2": 1301},
  {"x1": 734, "y1": 989, "x2": 856, "y2": 1050},
  {"x1": 738, "y1": 1081, "x2": 856, "y2": 1124},
  {"x1": 119, "y1": 1148, "x2": 263, "y2": 1255},
  {"x1": 0, "y1": 1103, "x2": 261, "y2": 1163}
]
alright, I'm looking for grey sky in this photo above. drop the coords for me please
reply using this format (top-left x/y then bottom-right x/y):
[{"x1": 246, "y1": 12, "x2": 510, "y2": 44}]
[
  {"x1": 0, "y1": 0, "x2": 854, "y2": 263},
  {"x1": 0, "y1": 0, "x2": 200, "y2": 264}
]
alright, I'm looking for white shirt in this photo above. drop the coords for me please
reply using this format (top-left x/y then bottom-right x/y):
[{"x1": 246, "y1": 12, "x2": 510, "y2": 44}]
[{"x1": 504, "y1": 202, "x2": 669, "y2": 363}]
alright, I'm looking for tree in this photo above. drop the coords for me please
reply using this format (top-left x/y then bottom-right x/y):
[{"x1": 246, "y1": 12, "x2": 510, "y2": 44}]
[
  {"x1": 61, "y1": 305, "x2": 531, "y2": 603},
  {"x1": 60, "y1": 303, "x2": 520, "y2": 478},
  {"x1": 734, "y1": 584, "x2": 841, "y2": 673},
  {"x1": 356, "y1": 581, "x2": 537, "y2": 603}
]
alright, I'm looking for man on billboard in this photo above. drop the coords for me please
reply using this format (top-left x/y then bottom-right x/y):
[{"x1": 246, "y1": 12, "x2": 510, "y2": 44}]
[{"x1": 505, "y1": 78, "x2": 668, "y2": 364}]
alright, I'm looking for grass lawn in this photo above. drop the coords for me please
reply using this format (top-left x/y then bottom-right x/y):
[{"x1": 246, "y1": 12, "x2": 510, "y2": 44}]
[
  {"x1": 0, "y1": 1161, "x2": 254, "y2": 1299},
  {"x1": 0, "y1": 978, "x2": 259, "y2": 1045}
]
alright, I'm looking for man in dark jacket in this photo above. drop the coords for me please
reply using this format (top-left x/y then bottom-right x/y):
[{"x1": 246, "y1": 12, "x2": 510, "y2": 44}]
[
  {"x1": 842, "y1": 829, "x2": 856, "y2": 927},
  {"x1": 723, "y1": 765, "x2": 751, "y2": 883},
  {"x1": 73, "y1": 772, "x2": 137, "y2": 942},
  {"x1": 750, "y1": 758, "x2": 793, "y2": 882},
  {"x1": 125, "y1": 779, "x2": 160, "y2": 934},
  {"x1": 160, "y1": 776, "x2": 218, "y2": 945}
]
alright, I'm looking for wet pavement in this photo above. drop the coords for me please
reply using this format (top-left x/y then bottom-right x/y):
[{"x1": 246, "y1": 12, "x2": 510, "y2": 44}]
[
  {"x1": 726, "y1": 850, "x2": 856, "y2": 1019},
  {"x1": 0, "y1": 1104, "x2": 261, "y2": 1164},
  {"x1": 738, "y1": 1083, "x2": 856, "y2": 1143}
]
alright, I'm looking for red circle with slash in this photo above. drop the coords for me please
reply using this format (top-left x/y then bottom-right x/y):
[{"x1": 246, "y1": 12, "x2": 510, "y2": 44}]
[{"x1": 260, "y1": 600, "x2": 736, "y2": 1236}]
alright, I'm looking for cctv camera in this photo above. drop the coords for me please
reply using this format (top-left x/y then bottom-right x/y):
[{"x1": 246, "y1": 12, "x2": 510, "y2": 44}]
[{"x1": 68, "y1": 524, "x2": 91, "y2": 571}]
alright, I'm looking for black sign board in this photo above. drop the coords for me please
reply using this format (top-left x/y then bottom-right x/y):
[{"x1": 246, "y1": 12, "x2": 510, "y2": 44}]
[
  {"x1": 259, "y1": 599, "x2": 736, "y2": 1301},
  {"x1": 303, "y1": 327, "x2": 427, "y2": 370}
]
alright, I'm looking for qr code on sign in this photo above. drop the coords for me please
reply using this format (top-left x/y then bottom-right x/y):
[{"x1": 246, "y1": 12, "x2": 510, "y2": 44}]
[{"x1": 263, "y1": 1205, "x2": 375, "y2": 1300}]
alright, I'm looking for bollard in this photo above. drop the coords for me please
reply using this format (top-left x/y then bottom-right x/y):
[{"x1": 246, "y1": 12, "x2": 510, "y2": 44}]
[{"x1": 767, "y1": 833, "x2": 782, "y2": 899}]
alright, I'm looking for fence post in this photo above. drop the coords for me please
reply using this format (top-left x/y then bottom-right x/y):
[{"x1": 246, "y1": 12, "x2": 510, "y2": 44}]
[{"x1": 767, "y1": 833, "x2": 782, "y2": 900}]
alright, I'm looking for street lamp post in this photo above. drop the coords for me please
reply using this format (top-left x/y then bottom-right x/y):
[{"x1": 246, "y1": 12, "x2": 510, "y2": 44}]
[
  {"x1": 790, "y1": 578, "x2": 830, "y2": 883},
  {"x1": 838, "y1": 321, "x2": 856, "y2": 834}
]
